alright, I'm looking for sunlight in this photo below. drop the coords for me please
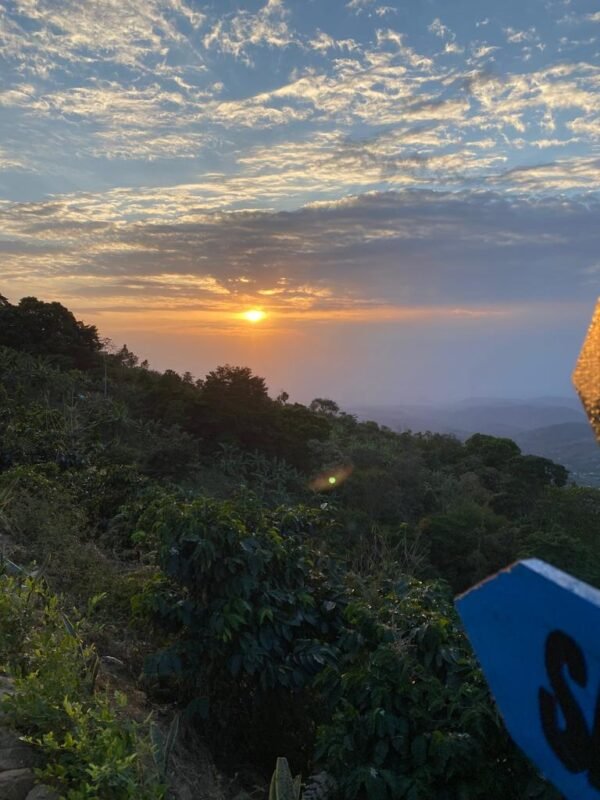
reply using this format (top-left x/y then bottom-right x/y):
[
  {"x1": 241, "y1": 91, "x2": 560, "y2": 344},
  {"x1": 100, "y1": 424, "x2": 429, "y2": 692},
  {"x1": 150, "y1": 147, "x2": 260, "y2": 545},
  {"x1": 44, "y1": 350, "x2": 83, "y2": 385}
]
[{"x1": 242, "y1": 309, "x2": 267, "y2": 323}]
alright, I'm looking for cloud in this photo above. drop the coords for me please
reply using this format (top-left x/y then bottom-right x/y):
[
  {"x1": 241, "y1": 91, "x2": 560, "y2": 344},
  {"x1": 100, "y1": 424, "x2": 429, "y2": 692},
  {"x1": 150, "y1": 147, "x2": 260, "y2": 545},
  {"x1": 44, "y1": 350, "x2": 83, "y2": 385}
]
[
  {"x1": 2, "y1": 0, "x2": 598, "y2": 173},
  {"x1": 0, "y1": 147, "x2": 31, "y2": 171},
  {"x1": 1, "y1": 0, "x2": 598, "y2": 403},
  {"x1": 202, "y1": 0, "x2": 297, "y2": 64},
  {"x1": 346, "y1": 0, "x2": 376, "y2": 12},
  {"x1": 374, "y1": 6, "x2": 397, "y2": 17},
  {"x1": 308, "y1": 31, "x2": 359, "y2": 53},
  {"x1": 465, "y1": 62, "x2": 600, "y2": 141},
  {"x1": 2, "y1": 188, "x2": 598, "y2": 322},
  {"x1": 504, "y1": 27, "x2": 538, "y2": 44},
  {"x1": 495, "y1": 156, "x2": 600, "y2": 191},
  {"x1": 0, "y1": 0, "x2": 205, "y2": 75},
  {"x1": 568, "y1": 116, "x2": 600, "y2": 138},
  {"x1": 470, "y1": 44, "x2": 500, "y2": 60},
  {"x1": 429, "y1": 18, "x2": 453, "y2": 39},
  {"x1": 375, "y1": 28, "x2": 434, "y2": 70},
  {"x1": 428, "y1": 17, "x2": 464, "y2": 55}
]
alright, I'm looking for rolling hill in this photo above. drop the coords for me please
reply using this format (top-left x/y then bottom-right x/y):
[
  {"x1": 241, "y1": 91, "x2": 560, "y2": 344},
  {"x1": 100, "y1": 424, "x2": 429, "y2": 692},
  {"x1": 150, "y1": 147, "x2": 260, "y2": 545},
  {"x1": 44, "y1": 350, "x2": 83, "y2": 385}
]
[{"x1": 351, "y1": 398, "x2": 600, "y2": 486}]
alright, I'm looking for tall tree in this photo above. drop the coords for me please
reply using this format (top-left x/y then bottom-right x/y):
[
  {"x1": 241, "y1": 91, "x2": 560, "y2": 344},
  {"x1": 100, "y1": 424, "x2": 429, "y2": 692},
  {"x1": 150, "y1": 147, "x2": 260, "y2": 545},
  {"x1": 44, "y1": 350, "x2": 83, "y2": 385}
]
[{"x1": 0, "y1": 296, "x2": 101, "y2": 369}]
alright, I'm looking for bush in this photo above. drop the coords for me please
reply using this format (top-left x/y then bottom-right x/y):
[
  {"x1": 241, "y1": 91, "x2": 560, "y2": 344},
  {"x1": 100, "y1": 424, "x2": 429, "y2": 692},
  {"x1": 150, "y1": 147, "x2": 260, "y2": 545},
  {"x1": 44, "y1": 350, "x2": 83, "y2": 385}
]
[
  {"x1": 136, "y1": 493, "x2": 346, "y2": 766},
  {"x1": 0, "y1": 465, "x2": 123, "y2": 604},
  {"x1": 0, "y1": 572, "x2": 164, "y2": 800},
  {"x1": 314, "y1": 579, "x2": 558, "y2": 800}
]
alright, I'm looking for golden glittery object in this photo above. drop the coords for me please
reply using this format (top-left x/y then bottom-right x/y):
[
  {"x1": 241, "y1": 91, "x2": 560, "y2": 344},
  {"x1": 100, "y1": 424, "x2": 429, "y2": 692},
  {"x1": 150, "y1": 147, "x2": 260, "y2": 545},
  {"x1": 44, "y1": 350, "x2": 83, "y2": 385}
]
[{"x1": 573, "y1": 299, "x2": 600, "y2": 440}]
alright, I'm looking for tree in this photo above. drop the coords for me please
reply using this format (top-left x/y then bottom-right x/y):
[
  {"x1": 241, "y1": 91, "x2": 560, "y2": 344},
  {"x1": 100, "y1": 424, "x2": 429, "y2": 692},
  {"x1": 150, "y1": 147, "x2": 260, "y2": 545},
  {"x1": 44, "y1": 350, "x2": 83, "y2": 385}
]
[
  {"x1": 202, "y1": 365, "x2": 269, "y2": 407},
  {"x1": 113, "y1": 344, "x2": 139, "y2": 368},
  {"x1": 194, "y1": 365, "x2": 273, "y2": 450},
  {"x1": 464, "y1": 433, "x2": 521, "y2": 468},
  {"x1": 0, "y1": 296, "x2": 101, "y2": 369},
  {"x1": 273, "y1": 402, "x2": 332, "y2": 469},
  {"x1": 309, "y1": 398, "x2": 340, "y2": 416},
  {"x1": 492, "y1": 454, "x2": 569, "y2": 516},
  {"x1": 420, "y1": 502, "x2": 514, "y2": 592}
]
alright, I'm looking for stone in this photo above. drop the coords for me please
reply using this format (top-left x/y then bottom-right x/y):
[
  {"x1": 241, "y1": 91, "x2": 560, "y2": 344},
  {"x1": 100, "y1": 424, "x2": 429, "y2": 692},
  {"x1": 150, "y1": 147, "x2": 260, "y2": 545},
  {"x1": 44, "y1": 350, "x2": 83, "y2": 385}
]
[
  {"x1": 25, "y1": 786, "x2": 59, "y2": 800},
  {"x1": 0, "y1": 768, "x2": 36, "y2": 800},
  {"x1": 0, "y1": 730, "x2": 40, "y2": 771}
]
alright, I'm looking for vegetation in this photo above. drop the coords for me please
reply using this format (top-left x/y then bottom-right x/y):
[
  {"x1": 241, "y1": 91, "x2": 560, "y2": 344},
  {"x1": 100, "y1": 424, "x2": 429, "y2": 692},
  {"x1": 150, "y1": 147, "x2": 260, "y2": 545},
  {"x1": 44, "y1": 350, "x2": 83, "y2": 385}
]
[
  {"x1": 0, "y1": 573, "x2": 163, "y2": 799},
  {"x1": 1, "y1": 294, "x2": 594, "y2": 798}
]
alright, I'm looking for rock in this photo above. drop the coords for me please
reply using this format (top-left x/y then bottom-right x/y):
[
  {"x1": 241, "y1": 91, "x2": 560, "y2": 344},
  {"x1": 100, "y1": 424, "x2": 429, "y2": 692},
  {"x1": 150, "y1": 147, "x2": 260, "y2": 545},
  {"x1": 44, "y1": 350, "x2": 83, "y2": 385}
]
[
  {"x1": 0, "y1": 768, "x2": 36, "y2": 800},
  {"x1": 0, "y1": 730, "x2": 40, "y2": 771},
  {"x1": 25, "y1": 786, "x2": 59, "y2": 800},
  {"x1": 0, "y1": 746, "x2": 39, "y2": 772}
]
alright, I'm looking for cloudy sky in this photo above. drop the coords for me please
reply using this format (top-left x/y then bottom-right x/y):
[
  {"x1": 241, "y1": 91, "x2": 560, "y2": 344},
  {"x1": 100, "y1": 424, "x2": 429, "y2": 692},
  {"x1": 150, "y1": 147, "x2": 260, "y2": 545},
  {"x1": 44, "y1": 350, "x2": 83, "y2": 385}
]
[{"x1": 1, "y1": 0, "x2": 599, "y2": 404}]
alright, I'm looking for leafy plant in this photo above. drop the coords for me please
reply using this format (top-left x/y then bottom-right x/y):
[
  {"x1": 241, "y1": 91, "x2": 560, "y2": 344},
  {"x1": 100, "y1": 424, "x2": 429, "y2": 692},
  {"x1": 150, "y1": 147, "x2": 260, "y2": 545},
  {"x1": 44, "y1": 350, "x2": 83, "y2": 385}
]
[
  {"x1": 268, "y1": 758, "x2": 336, "y2": 800},
  {"x1": 138, "y1": 493, "x2": 346, "y2": 765},
  {"x1": 314, "y1": 579, "x2": 558, "y2": 800},
  {"x1": 30, "y1": 695, "x2": 163, "y2": 800},
  {"x1": 0, "y1": 573, "x2": 164, "y2": 800},
  {"x1": 269, "y1": 757, "x2": 302, "y2": 800}
]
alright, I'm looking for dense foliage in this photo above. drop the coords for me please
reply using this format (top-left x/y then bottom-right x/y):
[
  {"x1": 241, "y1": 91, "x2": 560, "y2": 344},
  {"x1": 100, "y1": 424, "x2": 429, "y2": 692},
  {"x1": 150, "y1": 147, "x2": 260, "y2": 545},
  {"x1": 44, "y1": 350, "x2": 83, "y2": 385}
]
[{"x1": 1, "y1": 294, "x2": 594, "y2": 799}]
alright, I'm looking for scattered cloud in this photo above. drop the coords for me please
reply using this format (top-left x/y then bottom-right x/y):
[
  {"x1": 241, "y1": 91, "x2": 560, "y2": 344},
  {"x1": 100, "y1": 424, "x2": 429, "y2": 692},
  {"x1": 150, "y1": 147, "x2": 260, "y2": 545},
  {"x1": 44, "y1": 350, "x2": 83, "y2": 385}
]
[
  {"x1": 429, "y1": 18, "x2": 453, "y2": 39},
  {"x1": 1, "y1": 0, "x2": 596, "y2": 401},
  {"x1": 0, "y1": 147, "x2": 30, "y2": 171},
  {"x1": 495, "y1": 156, "x2": 600, "y2": 191},
  {"x1": 429, "y1": 17, "x2": 464, "y2": 54},
  {"x1": 471, "y1": 43, "x2": 500, "y2": 60},
  {"x1": 504, "y1": 27, "x2": 538, "y2": 44},
  {"x1": 0, "y1": 0, "x2": 598, "y2": 171},
  {"x1": 374, "y1": 6, "x2": 397, "y2": 18},
  {"x1": 203, "y1": 0, "x2": 297, "y2": 64},
  {"x1": 2, "y1": 188, "x2": 598, "y2": 322},
  {"x1": 346, "y1": 0, "x2": 376, "y2": 13},
  {"x1": 308, "y1": 31, "x2": 359, "y2": 53},
  {"x1": 0, "y1": 0, "x2": 205, "y2": 75}
]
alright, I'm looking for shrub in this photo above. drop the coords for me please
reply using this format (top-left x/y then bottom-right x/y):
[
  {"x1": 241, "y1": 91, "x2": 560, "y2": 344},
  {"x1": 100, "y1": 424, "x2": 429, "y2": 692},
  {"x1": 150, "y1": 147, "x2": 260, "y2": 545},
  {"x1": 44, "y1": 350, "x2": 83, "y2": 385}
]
[
  {"x1": 314, "y1": 579, "x2": 558, "y2": 800},
  {"x1": 0, "y1": 572, "x2": 164, "y2": 800},
  {"x1": 137, "y1": 493, "x2": 346, "y2": 766}
]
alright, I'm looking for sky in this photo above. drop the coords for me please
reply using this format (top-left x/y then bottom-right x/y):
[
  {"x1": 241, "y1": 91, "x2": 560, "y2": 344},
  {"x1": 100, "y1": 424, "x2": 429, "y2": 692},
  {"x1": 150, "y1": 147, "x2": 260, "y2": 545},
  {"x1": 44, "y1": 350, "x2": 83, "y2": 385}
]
[{"x1": 1, "y1": 0, "x2": 600, "y2": 405}]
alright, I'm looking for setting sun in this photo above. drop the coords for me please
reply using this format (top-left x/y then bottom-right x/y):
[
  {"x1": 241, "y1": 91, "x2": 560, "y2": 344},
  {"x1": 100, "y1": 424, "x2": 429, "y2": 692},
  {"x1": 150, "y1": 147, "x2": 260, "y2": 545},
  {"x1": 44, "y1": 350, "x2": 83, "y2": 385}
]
[{"x1": 242, "y1": 309, "x2": 267, "y2": 323}]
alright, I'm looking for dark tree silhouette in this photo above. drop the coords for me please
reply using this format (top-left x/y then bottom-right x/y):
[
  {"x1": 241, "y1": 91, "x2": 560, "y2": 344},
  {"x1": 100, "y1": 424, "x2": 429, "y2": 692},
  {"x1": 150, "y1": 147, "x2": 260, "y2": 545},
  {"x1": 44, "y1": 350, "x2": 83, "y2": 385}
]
[{"x1": 0, "y1": 296, "x2": 101, "y2": 369}]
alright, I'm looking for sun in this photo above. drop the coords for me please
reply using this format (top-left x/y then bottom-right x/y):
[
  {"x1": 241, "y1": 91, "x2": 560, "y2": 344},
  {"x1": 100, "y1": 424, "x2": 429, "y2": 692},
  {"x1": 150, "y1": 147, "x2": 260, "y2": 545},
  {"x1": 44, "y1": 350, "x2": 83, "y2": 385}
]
[{"x1": 242, "y1": 309, "x2": 267, "y2": 323}]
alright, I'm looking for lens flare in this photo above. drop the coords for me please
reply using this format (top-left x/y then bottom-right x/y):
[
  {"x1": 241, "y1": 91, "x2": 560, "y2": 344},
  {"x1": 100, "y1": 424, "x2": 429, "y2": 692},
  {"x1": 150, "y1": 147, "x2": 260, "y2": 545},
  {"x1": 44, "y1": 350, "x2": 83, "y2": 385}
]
[{"x1": 309, "y1": 465, "x2": 353, "y2": 492}]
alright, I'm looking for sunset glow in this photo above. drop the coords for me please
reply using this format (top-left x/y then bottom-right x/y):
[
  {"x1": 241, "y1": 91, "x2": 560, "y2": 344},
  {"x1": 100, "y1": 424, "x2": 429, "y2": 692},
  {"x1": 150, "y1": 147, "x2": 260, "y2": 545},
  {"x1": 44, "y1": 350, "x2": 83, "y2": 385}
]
[
  {"x1": 242, "y1": 309, "x2": 267, "y2": 324},
  {"x1": 0, "y1": 0, "x2": 598, "y2": 402}
]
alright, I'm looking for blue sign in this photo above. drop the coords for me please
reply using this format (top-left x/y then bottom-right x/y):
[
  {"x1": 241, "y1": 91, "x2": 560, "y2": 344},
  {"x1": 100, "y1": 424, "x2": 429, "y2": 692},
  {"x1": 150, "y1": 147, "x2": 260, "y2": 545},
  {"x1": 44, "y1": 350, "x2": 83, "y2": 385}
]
[{"x1": 456, "y1": 559, "x2": 600, "y2": 799}]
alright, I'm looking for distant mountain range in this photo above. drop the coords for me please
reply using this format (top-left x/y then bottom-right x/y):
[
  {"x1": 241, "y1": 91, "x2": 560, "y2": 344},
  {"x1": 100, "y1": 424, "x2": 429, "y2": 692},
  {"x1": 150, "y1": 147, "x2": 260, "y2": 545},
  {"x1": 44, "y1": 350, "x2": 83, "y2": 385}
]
[{"x1": 350, "y1": 397, "x2": 600, "y2": 487}]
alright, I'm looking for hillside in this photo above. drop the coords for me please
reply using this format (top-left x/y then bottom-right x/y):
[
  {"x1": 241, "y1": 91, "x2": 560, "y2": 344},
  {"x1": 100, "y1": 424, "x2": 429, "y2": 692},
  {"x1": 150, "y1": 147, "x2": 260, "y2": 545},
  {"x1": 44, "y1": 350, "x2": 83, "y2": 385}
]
[
  {"x1": 513, "y1": 422, "x2": 600, "y2": 486},
  {"x1": 352, "y1": 398, "x2": 600, "y2": 486},
  {"x1": 3, "y1": 296, "x2": 596, "y2": 800}
]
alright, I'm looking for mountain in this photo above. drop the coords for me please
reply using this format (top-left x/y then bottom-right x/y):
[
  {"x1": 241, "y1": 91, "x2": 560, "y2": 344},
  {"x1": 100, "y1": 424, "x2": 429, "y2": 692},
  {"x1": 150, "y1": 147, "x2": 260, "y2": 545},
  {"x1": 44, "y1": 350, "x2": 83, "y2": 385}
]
[
  {"x1": 350, "y1": 398, "x2": 600, "y2": 486},
  {"x1": 513, "y1": 422, "x2": 600, "y2": 486}
]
